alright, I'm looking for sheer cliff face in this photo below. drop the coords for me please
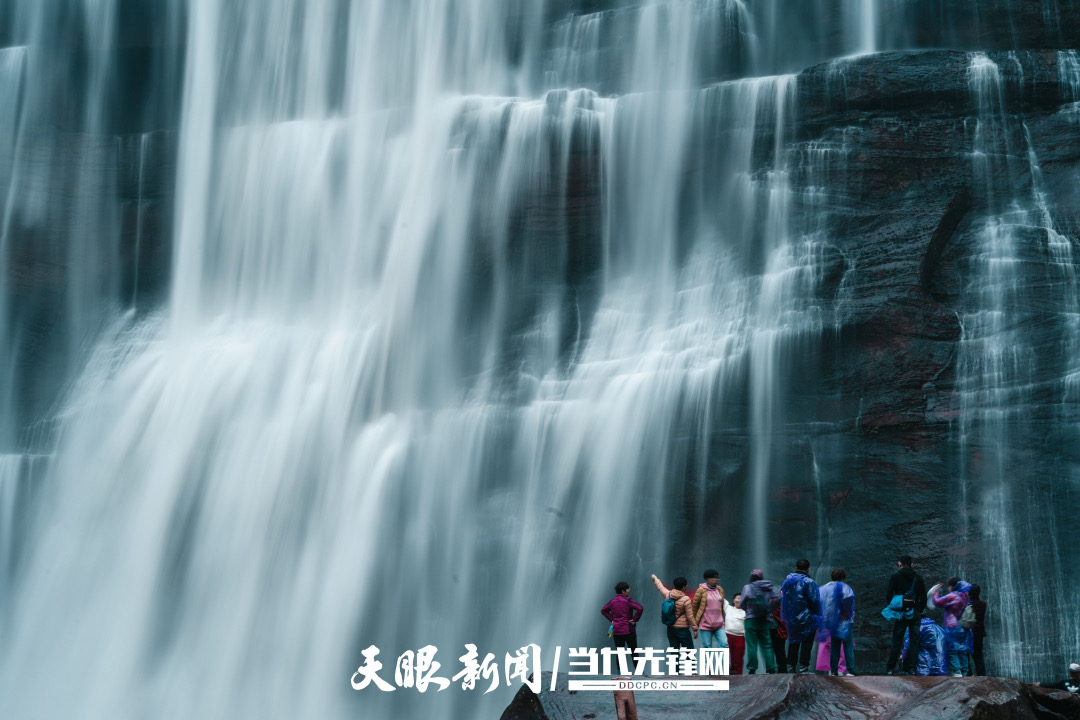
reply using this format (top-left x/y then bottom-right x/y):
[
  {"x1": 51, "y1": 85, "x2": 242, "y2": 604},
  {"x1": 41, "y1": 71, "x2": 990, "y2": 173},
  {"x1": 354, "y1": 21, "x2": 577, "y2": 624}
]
[
  {"x1": 756, "y1": 47, "x2": 1080, "y2": 671},
  {"x1": 1, "y1": 3, "x2": 1079, "y2": 714}
]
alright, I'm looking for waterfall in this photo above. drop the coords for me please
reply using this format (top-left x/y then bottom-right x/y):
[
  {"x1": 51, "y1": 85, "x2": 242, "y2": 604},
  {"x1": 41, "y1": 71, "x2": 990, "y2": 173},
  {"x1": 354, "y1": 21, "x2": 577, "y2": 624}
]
[
  {"x1": 957, "y1": 51, "x2": 1080, "y2": 679},
  {"x1": 2, "y1": 1, "x2": 1080, "y2": 718},
  {"x1": 846, "y1": 0, "x2": 876, "y2": 56},
  {"x1": 0, "y1": 44, "x2": 26, "y2": 452}
]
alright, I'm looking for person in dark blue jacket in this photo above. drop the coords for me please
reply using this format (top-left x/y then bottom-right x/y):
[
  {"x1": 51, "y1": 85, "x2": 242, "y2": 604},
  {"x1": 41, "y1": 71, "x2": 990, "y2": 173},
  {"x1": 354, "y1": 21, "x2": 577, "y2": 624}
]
[
  {"x1": 1037, "y1": 663, "x2": 1080, "y2": 693},
  {"x1": 780, "y1": 559, "x2": 822, "y2": 673}
]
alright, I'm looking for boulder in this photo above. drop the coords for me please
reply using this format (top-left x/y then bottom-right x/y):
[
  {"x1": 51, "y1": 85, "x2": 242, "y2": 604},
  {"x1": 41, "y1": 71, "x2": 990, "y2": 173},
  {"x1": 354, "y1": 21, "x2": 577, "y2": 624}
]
[{"x1": 500, "y1": 673, "x2": 1080, "y2": 720}]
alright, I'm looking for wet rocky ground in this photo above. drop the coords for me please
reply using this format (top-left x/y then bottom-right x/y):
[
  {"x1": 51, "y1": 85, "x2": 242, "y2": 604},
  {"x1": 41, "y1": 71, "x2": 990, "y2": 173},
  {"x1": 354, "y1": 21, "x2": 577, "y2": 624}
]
[{"x1": 500, "y1": 672, "x2": 1080, "y2": 720}]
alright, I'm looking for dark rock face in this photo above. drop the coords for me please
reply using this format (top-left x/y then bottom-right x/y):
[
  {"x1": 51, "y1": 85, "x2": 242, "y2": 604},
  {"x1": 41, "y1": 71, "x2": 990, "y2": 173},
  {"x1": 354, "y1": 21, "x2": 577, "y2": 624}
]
[
  {"x1": 600, "y1": 39, "x2": 1080, "y2": 676},
  {"x1": 501, "y1": 674, "x2": 1080, "y2": 720},
  {"x1": 737, "y1": 46, "x2": 1080, "y2": 675}
]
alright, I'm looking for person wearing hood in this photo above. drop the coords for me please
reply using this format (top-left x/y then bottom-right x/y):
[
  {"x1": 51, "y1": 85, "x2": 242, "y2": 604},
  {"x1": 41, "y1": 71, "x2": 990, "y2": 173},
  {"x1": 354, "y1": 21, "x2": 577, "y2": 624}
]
[
  {"x1": 931, "y1": 577, "x2": 973, "y2": 677},
  {"x1": 692, "y1": 569, "x2": 727, "y2": 649},
  {"x1": 601, "y1": 581, "x2": 644, "y2": 652},
  {"x1": 740, "y1": 570, "x2": 780, "y2": 674},
  {"x1": 725, "y1": 593, "x2": 747, "y2": 675},
  {"x1": 781, "y1": 559, "x2": 822, "y2": 673},
  {"x1": 885, "y1": 555, "x2": 926, "y2": 675},
  {"x1": 652, "y1": 574, "x2": 698, "y2": 649},
  {"x1": 816, "y1": 568, "x2": 856, "y2": 676}
]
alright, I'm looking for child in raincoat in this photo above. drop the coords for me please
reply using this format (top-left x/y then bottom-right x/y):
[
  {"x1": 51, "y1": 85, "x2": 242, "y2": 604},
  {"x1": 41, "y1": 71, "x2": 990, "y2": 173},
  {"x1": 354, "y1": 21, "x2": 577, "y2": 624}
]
[{"x1": 902, "y1": 617, "x2": 948, "y2": 676}]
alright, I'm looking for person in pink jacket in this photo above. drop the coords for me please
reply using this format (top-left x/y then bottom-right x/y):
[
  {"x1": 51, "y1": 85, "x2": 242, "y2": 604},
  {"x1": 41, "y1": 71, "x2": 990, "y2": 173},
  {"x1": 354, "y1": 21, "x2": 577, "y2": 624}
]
[
  {"x1": 693, "y1": 569, "x2": 728, "y2": 649},
  {"x1": 931, "y1": 577, "x2": 973, "y2": 677},
  {"x1": 601, "y1": 582, "x2": 644, "y2": 652}
]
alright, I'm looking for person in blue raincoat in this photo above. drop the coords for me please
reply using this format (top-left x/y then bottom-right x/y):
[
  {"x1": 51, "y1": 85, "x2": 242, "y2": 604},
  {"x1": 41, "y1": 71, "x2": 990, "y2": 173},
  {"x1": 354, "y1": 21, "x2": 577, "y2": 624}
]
[
  {"x1": 781, "y1": 559, "x2": 822, "y2": 673},
  {"x1": 931, "y1": 577, "x2": 974, "y2": 677},
  {"x1": 902, "y1": 617, "x2": 948, "y2": 676},
  {"x1": 817, "y1": 568, "x2": 856, "y2": 675}
]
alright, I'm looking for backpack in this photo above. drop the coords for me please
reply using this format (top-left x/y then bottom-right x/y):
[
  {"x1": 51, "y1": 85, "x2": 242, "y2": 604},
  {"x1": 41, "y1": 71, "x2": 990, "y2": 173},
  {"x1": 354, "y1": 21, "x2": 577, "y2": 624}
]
[
  {"x1": 661, "y1": 596, "x2": 678, "y2": 626},
  {"x1": 748, "y1": 591, "x2": 769, "y2": 619},
  {"x1": 959, "y1": 603, "x2": 976, "y2": 629},
  {"x1": 900, "y1": 576, "x2": 919, "y2": 613}
]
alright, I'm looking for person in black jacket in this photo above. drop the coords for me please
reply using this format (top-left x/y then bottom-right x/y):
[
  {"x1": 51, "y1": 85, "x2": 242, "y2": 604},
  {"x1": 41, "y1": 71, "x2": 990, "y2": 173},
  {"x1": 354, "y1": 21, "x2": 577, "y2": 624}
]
[
  {"x1": 969, "y1": 584, "x2": 987, "y2": 676},
  {"x1": 885, "y1": 555, "x2": 927, "y2": 675},
  {"x1": 1037, "y1": 663, "x2": 1079, "y2": 693}
]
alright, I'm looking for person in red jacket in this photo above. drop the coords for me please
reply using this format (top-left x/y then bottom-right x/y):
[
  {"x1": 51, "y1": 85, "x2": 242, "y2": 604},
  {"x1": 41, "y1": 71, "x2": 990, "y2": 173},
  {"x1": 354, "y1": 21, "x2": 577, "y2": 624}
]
[
  {"x1": 601, "y1": 581, "x2": 644, "y2": 652},
  {"x1": 770, "y1": 603, "x2": 789, "y2": 673}
]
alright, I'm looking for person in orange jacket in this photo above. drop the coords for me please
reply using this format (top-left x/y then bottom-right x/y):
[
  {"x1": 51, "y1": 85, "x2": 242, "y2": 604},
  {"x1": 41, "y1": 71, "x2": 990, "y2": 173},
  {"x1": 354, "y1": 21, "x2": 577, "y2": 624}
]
[{"x1": 652, "y1": 574, "x2": 698, "y2": 649}]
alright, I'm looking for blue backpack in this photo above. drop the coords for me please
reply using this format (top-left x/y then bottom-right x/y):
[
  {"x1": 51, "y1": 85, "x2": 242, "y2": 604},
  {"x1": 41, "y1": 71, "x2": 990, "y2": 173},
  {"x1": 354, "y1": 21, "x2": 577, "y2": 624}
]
[{"x1": 661, "y1": 596, "x2": 678, "y2": 626}]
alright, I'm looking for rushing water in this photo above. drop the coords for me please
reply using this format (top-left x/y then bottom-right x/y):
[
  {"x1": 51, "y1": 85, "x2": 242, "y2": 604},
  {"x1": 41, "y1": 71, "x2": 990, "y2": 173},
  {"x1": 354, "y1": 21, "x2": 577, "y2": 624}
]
[
  {"x1": 955, "y1": 50, "x2": 1080, "y2": 678},
  {"x1": 1, "y1": 2, "x2": 1079, "y2": 718}
]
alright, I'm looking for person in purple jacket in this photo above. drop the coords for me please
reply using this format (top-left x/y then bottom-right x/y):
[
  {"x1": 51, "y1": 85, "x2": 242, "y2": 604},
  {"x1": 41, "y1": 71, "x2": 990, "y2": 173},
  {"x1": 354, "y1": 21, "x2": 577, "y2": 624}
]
[
  {"x1": 602, "y1": 581, "x2": 644, "y2": 652},
  {"x1": 931, "y1": 577, "x2": 974, "y2": 677}
]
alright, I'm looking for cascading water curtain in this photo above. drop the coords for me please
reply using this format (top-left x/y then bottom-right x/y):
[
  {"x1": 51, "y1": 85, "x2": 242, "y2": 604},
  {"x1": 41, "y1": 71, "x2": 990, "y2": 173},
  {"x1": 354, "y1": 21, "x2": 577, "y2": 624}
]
[
  {"x1": 956, "y1": 51, "x2": 1080, "y2": 680},
  {"x1": 0, "y1": 1, "x2": 851, "y2": 717}
]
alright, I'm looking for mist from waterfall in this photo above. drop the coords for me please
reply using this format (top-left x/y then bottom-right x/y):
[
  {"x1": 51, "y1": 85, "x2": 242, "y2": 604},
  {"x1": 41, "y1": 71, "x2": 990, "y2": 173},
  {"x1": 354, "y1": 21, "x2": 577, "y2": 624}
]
[{"x1": 1, "y1": 2, "x2": 1079, "y2": 719}]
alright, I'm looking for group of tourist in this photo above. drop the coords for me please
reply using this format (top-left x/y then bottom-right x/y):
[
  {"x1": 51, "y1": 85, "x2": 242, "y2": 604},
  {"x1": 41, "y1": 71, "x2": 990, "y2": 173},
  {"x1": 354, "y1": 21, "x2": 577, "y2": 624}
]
[
  {"x1": 881, "y1": 556, "x2": 988, "y2": 677},
  {"x1": 599, "y1": 555, "x2": 997, "y2": 678}
]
